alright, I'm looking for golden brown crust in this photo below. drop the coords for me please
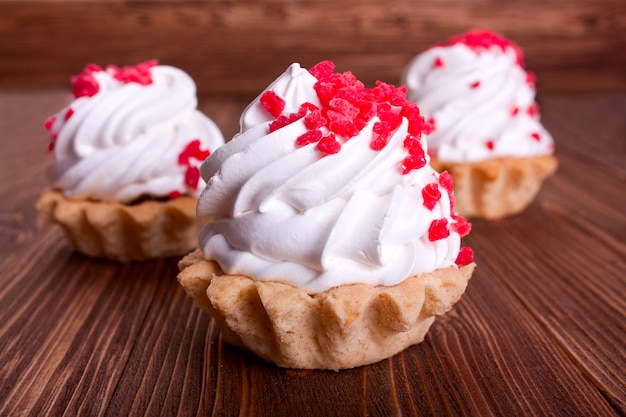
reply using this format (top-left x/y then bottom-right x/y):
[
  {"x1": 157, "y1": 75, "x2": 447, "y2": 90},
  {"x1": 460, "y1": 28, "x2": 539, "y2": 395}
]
[
  {"x1": 37, "y1": 189, "x2": 206, "y2": 261},
  {"x1": 177, "y1": 248, "x2": 475, "y2": 370},
  {"x1": 431, "y1": 154, "x2": 558, "y2": 220}
]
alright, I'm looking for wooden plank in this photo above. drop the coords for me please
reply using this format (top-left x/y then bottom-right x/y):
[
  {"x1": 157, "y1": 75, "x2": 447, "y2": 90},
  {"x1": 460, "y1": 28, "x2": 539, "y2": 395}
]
[
  {"x1": 0, "y1": 0, "x2": 625, "y2": 94},
  {"x1": 0, "y1": 235, "x2": 170, "y2": 416}
]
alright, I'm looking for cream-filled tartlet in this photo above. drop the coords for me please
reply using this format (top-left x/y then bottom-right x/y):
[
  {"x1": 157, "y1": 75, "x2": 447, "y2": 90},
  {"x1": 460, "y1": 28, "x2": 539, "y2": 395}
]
[
  {"x1": 402, "y1": 29, "x2": 558, "y2": 219},
  {"x1": 37, "y1": 61, "x2": 225, "y2": 261},
  {"x1": 178, "y1": 61, "x2": 475, "y2": 370}
]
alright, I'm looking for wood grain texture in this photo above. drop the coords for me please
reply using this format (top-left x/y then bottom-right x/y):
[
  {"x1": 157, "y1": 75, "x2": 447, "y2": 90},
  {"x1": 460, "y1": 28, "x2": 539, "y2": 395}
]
[
  {"x1": 0, "y1": 0, "x2": 625, "y2": 94},
  {"x1": 0, "y1": 90, "x2": 625, "y2": 416}
]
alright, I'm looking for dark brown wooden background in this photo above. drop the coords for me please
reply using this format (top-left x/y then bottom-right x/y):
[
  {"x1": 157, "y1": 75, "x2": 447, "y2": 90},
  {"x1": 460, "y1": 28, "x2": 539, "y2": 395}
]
[
  {"x1": 1, "y1": 1, "x2": 625, "y2": 416},
  {"x1": 1, "y1": 0, "x2": 625, "y2": 95}
]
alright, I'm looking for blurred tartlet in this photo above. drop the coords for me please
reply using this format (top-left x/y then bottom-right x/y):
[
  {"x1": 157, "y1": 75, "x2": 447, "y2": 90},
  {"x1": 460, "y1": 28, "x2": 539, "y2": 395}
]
[
  {"x1": 402, "y1": 29, "x2": 558, "y2": 219},
  {"x1": 37, "y1": 61, "x2": 224, "y2": 261},
  {"x1": 178, "y1": 61, "x2": 475, "y2": 370}
]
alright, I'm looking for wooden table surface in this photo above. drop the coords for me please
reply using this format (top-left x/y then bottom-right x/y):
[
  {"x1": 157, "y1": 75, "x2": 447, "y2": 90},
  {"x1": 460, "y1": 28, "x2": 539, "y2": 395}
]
[{"x1": 0, "y1": 89, "x2": 624, "y2": 417}]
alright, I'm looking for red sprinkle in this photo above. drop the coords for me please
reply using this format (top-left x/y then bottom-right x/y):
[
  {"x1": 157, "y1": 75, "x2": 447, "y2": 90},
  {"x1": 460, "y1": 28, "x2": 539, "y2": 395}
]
[
  {"x1": 510, "y1": 106, "x2": 519, "y2": 117},
  {"x1": 309, "y1": 60, "x2": 335, "y2": 81},
  {"x1": 527, "y1": 103, "x2": 539, "y2": 118},
  {"x1": 44, "y1": 115, "x2": 56, "y2": 132},
  {"x1": 296, "y1": 129, "x2": 323, "y2": 147},
  {"x1": 378, "y1": 108, "x2": 402, "y2": 131},
  {"x1": 486, "y1": 140, "x2": 495, "y2": 150},
  {"x1": 403, "y1": 135, "x2": 422, "y2": 153},
  {"x1": 64, "y1": 108, "x2": 74, "y2": 121},
  {"x1": 428, "y1": 218, "x2": 450, "y2": 241},
  {"x1": 433, "y1": 56, "x2": 444, "y2": 68},
  {"x1": 455, "y1": 247, "x2": 474, "y2": 267},
  {"x1": 531, "y1": 132, "x2": 541, "y2": 141},
  {"x1": 304, "y1": 109, "x2": 326, "y2": 130},
  {"x1": 71, "y1": 71, "x2": 100, "y2": 98},
  {"x1": 371, "y1": 121, "x2": 391, "y2": 150},
  {"x1": 470, "y1": 80, "x2": 481, "y2": 89},
  {"x1": 422, "y1": 183, "x2": 442, "y2": 210},
  {"x1": 329, "y1": 97, "x2": 360, "y2": 118},
  {"x1": 327, "y1": 112, "x2": 359, "y2": 138},
  {"x1": 260, "y1": 90, "x2": 286, "y2": 117},
  {"x1": 317, "y1": 133, "x2": 341, "y2": 154},
  {"x1": 401, "y1": 153, "x2": 426, "y2": 174},
  {"x1": 451, "y1": 213, "x2": 472, "y2": 237},
  {"x1": 178, "y1": 139, "x2": 211, "y2": 165},
  {"x1": 269, "y1": 115, "x2": 290, "y2": 132},
  {"x1": 184, "y1": 166, "x2": 201, "y2": 188},
  {"x1": 526, "y1": 72, "x2": 536, "y2": 85},
  {"x1": 169, "y1": 190, "x2": 181, "y2": 199},
  {"x1": 438, "y1": 171, "x2": 455, "y2": 210},
  {"x1": 177, "y1": 139, "x2": 211, "y2": 190},
  {"x1": 438, "y1": 171, "x2": 454, "y2": 194}
]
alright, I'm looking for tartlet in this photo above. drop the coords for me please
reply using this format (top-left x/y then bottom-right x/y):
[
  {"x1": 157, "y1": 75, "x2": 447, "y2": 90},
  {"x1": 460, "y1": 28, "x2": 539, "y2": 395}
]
[
  {"x1": 402, "y1": 29, "x2": 558, "y2": 219},
  {"x1": 178, "y1": 61, "x2": 475, "y2": 370},
  {"x1": 178, "y1": 249, "x2": 474, "y2": 370},
  {"x1": 37, "y1": 60, "x2": 224, "y2": 261}
]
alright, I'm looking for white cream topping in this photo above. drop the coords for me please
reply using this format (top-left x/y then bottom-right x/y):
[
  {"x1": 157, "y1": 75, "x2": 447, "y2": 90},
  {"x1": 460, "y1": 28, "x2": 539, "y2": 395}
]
[
  {"x1": 46, "y1": 65, "x2": 224, "y2": 203},
  {"x1": 197, "y1": 63, "x2": 466, "y2": 293},
  {"x1": 402, "y1": 43, "x2": 554, "y2": 162}
]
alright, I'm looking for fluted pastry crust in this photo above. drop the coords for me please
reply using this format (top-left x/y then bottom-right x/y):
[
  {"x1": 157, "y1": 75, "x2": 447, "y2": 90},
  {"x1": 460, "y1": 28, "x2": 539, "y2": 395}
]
[
  {"x1": 178, "y1": 249, "x2": 475, "y2": 370},
  {"x1": 431, "y1": 154, "x2": 558, "y2": 220},
  {"x1": 37, "y1": 189, "x2": 205, "y2": 261}
]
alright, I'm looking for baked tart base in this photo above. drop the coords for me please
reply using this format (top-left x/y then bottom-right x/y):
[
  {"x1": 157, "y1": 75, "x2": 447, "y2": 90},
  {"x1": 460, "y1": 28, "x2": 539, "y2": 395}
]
[
  {"x1": 431, "y1": 154, "x2": 558, "y2": 220},
  {"x1": 37, "y1": 190, "x2": 205, "y2": 261},
  {"x1": 178, "y1": 248, "x2": 475, "y2": 370}
]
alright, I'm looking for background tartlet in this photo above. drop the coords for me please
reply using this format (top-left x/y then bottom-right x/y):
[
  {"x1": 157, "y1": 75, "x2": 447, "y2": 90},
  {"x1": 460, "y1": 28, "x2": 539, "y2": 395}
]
[
  {"x1": 37, "y1": 61, "x2": 224, "y2": 260},
  {"x1": 402, "y1": 29, "x2": 558, "y2": 219}
]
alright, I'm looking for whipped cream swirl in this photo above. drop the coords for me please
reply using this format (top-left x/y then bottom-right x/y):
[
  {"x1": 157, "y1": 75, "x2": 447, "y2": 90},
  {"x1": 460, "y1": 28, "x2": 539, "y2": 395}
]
[
  {"x1": 402, "y1": 29, "x2": 555, "y2": 163},
  {"x1": 198, "y1": 62, "x2": 472, "y2": 293},
  {"x1": 45, "y1": 62, "x2": 224, "y2": 203}
]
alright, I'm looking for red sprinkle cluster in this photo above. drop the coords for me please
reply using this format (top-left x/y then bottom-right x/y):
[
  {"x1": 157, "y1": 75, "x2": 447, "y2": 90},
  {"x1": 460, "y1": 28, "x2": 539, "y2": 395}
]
[
  {"x1": 70, "y1": 60, "x2": 157, "y2": 99},
  {"x1": 426, "y1": 170, "x2": 473, "y2": 267},
  {"x1": 45, "y1": 60, "x2": 159, "y2": 150},
  {"x1": 446, "y1": 29, "x2": 525, "y2": 67},
  {"x1": 175, "y1": 139, "x2": 211, "y2": 195},
  {"x1": 260, "y1": 60, "x2": 434, "y2": 175},
  {"x1": 421, "y1": 183, "x2": 441, "y2": 210},
  {"x1": 107, "y1": 60, "x2": 157, "y2": 85}
]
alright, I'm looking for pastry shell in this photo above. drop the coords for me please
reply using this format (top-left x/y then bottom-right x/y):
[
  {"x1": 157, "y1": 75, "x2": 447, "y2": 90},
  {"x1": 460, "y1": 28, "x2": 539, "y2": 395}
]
[
  {"x1": 431, "y1": 154, "x2": 558, "y2": 220},
  {"x1": 37, "y1": 189, "x2": 205, "y2": 261},
  {"x1": 178, "y1": 248, "x2": 475, "y2": 370}
]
